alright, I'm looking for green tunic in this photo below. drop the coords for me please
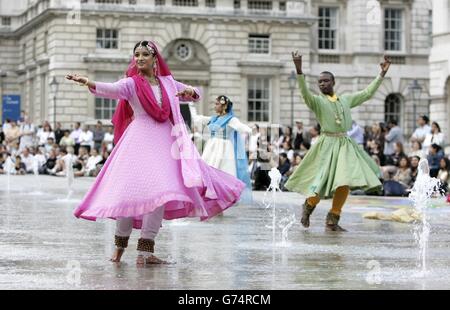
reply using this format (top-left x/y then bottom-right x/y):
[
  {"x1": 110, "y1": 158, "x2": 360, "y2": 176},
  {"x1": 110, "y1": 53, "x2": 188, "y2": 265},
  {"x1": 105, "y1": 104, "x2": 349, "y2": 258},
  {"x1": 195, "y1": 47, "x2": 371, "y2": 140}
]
[{"x1": 285, "y1": 74, "x2": 384, "y2": 199}]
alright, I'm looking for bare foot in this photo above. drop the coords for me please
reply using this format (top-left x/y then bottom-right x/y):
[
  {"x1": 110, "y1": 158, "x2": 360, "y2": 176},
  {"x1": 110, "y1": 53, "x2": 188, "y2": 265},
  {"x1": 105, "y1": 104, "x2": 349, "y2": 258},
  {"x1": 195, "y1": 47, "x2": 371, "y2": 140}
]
[
  {"x1": 110, "y1": 248, "x2": 125, "y2": 263},
  {"x1": 136, "y1": 254, "x2": 171, "y2": 266}
]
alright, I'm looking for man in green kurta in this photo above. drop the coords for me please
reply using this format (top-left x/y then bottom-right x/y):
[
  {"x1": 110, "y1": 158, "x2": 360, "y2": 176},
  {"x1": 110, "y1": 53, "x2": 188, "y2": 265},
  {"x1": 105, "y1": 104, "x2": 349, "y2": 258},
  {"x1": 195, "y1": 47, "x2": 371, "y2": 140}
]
[{"x1": 285, "y1": 51, "x2": 392, "y2": 232}]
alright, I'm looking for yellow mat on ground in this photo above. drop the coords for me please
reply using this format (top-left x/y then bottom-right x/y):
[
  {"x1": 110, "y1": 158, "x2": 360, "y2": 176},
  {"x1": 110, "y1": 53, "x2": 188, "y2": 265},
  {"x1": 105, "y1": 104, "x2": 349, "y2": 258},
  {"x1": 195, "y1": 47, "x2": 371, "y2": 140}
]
[{"x1": 363, "y1": 208, "x2": 422, "y2": 223}]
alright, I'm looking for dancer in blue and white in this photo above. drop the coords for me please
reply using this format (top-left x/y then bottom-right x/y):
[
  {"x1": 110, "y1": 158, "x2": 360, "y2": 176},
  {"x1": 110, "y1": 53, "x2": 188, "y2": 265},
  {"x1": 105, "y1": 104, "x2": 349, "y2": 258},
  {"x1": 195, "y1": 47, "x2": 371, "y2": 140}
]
[{"x1": 190, "y1": 95, "x2": 253, "y2": 202}]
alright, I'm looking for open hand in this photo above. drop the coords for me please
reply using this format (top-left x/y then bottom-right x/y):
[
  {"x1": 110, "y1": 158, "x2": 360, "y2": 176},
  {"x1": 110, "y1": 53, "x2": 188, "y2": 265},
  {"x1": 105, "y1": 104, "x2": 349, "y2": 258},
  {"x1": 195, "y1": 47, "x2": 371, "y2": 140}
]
[
  {"x1": 292, "y1": 51, "x2": 303, "y2": 75},
  {"x1": 380, "y1": 55, "x2": 392, "y2": 73},
  {"x1": 176, "y1": 87, "x2": 195, "y2": 98},
  {"x1": 65, "y1": 74, "x2": 87, "y2": 85}
]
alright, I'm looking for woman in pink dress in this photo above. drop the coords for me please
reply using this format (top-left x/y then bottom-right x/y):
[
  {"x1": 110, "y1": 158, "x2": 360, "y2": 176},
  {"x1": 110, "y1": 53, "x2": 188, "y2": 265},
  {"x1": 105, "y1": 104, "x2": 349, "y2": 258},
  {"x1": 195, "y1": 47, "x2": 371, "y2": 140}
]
[{"x1": 66, "y1": 41, "x2": 245, "y2": 265}]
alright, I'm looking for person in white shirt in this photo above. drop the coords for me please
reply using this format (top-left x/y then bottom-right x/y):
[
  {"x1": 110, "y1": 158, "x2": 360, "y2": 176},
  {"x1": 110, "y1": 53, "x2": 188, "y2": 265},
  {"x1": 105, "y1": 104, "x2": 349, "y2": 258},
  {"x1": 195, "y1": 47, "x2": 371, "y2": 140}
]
[
  {"x1": 410, "y1": 115, "x2": 431, "y2": 144},
  {"x1": 309, "y1": 125, "x2": 320, "y2": 146},
  {"x1": 69, "y1": 122, "x2": 82, "y2": 154},
  {"x1": 37, "y1": 123, "x2": 55, "y2": 146},
  {"x1": 83, "y1": 148, "x2": 103, "y2": 177},
  {"x1": 20, "y1": 147, "x2": 35, "y2": 174},
  {"x1": 102, "y1": 126, "x2": 114, "y2": 152},
  {"x1": 422, "y1": 121, "x2": 445, "y2": 155},
  {"x1": 19, "y1": 117, "x2": 35, "y2": 152},
  {"x1": 79, "y1": 125, "x2": 94, "y2": 153}
]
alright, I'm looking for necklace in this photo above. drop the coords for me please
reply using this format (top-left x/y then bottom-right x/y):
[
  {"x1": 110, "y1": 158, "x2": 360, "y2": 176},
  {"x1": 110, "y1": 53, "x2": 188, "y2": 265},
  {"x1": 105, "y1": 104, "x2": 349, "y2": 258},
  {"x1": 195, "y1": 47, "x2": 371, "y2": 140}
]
[{"x1": 328, "y1": 96, "x2": 344, "y2": 125}]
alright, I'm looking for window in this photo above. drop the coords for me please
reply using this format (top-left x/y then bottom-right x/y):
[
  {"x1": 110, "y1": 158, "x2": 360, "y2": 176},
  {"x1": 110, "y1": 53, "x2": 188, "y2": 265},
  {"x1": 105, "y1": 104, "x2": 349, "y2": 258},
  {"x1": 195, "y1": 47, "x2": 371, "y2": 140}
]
[
  {"x1": 96, "y1": 29, "x2": 118, "y2": 49},
  {"x1": 385, "y1": 94, "x2": 402, "y2": 124},
  {"x1": 173, "y1": 0, "x2": 198, "y2": 6},
  {"x1": 318, "y1": 7, "x2": 338, "y2": 50},
  {"x1": 248, "y1": 34, "x2": 270, "y2": 54},
  {"x1": 155, "y1": 0, "x2": 165, "y2": 5},
  {"x1": 95, "y1": 0, "x2": 122, "y2": 3},
  {"x1": 95, "y1": 98, "x2": 117, "y2": 120},
  {"x1": 248, "y1": 77, "x2": 270, "y2": 122},
  {"x1": 174, "y1": 41, "x2": 192, "y2": 61},
  {"x1": 43, "y1": 31, "x2": 48, "y2": 54},
  {"x1": 234, "y1": 0, "x2": 240, "y2": 9},
  {"x1": 1, "y1": 17, "x2": 11, "y2": 26},
  {"x1": 384, "y1": 8, "x2": 403, "y2": 51},
  {"x1": 248, "y1": 1, "x2": 272, "y2": 10},
  {"x1": 33, "y1": 37, "x2": 36, "y2": 60},
  {"x1": 429, "y1": 10, "x2": 433, "y2": 47},
  {"x1": 22, "y1": 43, "x2": 26, "y2": 63},
  {"x1": 279, "y1": 2, "x2": 286, "y2": 11},
  {"x1": 205, "y1": 0, "x2": 216, "y2": 8}
]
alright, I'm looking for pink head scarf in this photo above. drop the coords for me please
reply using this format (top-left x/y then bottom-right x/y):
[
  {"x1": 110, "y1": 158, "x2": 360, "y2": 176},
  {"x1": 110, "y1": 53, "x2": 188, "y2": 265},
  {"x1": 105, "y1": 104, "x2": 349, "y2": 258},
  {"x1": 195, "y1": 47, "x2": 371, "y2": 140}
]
[{"x1": 111, "y1": 41, "x2": 172, "y2": 145}]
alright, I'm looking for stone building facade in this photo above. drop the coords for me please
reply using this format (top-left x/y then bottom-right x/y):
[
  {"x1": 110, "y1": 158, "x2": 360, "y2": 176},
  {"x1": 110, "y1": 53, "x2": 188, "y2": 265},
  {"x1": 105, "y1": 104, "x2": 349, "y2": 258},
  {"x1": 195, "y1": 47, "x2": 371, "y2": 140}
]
[
  {"x1": 0, "y1": 0, "x2": 432, "y2": 136},
  {"x1": 429, "y1": 0, "x2": 450, "y2": 137}
]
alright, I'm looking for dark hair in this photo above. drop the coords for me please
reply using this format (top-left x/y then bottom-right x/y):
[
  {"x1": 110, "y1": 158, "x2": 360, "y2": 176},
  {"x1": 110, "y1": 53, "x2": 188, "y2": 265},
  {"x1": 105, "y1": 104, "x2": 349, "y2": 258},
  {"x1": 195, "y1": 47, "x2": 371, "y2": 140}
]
[
  {"x1": 388, "y1": 119, "x2": 398, "y2": 126},
  {"x1": 217, "y1": 95, "x2": 233, "y2": 113},
  {"x1": 399, "y1": 155, "x2": 410, "y2": 168},
  {"x1": 413, "y1": 140, "x2": 422, "y2": 149},
  {"x1": 441, "y1": 157, "x2": 450, "y2": 171},
  {"x1": 320, "y1": 71, "x2": 335, "y2": 82},
  {"x1": 431, "y1": 143, "x2": 442, "y2": 152},
  {"x1": 301, "y1": 141, "x2": 311, "y2": 150},
  {"x1": 279, "y1": 152, "x2": 288, "y2": 159},
  {"x1": 420, "y1": 115, "x2": 430, "y2": 124},
  {"x1": 432, "y1": 121, "x2": 441, "y2": 133},
  {"x1": 133, "y1": 41, "x2": 156, "y2": 54}
]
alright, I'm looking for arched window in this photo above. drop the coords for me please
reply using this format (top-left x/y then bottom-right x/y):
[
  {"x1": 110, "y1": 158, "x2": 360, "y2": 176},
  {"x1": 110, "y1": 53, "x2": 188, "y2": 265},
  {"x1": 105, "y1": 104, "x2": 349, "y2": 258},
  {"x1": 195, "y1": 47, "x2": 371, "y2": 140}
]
[{"x1": 384, "y1": 94, "x2": 402, "y2": 124}]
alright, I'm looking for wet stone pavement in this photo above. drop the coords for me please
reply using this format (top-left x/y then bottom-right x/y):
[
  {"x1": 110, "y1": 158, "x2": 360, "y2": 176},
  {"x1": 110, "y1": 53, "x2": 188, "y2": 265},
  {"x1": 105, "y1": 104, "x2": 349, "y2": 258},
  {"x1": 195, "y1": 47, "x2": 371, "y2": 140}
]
[{"x1": 1, "y1": 175, "x2": 450, "y2": 289}]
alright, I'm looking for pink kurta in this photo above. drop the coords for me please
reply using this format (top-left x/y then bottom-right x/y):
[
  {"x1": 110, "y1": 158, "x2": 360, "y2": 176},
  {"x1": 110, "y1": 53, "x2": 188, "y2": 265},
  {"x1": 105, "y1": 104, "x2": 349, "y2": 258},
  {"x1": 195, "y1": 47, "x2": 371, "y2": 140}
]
[{"x1": 74, "y1": 77, "x2": 245, "y2": 228}]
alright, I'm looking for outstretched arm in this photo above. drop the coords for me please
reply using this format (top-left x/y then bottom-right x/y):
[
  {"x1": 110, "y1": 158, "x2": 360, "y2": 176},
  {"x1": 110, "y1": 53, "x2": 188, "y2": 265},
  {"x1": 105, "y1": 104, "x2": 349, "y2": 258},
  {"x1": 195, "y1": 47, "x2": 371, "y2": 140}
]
[
  {"x1": 188, "y1": 103, "x2": 211, "y2": 123},
  {"x1": 292, "y1": 51, "x2": 320, "y2": 113},
  {"x1": 228, "y1": 117, "x2": 252, "y2": 134},
  {"x1": 66, "y1": 74, "x2": 134, "y2": 101},
  {"x1": 349, "y1": 55, "x2": 392, "y2": 108},
  {"x1": 174, "y1": 80, "x2": 201, "y2": 103}
]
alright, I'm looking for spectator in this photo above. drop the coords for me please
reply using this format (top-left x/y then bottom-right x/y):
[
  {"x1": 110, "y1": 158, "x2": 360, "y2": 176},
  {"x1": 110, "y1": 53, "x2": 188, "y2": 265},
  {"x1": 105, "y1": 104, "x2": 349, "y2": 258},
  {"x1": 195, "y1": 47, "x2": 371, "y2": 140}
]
[
  {"x1": 423, "y1": 121, "x2": 445, "y2": 155},
  {"x1": 13, "y1": 155, "x2": 26, "y2": 175},
  {"x1": 44, "y1": 137, "x2": 55, "y2": 154},
  {"x1": 82, "y1": 148, "x2": 103, "y2": 177},
  {"x1": 410, "y1": 115, "x2": 431, "y2": 144},
  {"x1": 309, "y1": 125, "x2": 320, "y2": 145},
  {"x1": 19, "y1": 117, "x2": 35, "y2": 152},
  {"x1": 93, "y1": 121, "x2": 105, "y2": 151},
  {"x1": 54, "y1": 122, "x2": 65, "y2": 145},
  {"x1": 103, "y1": 126, "x2": 114, "y2": 152},
  {"x1": 409, "y1": 140, "x2": 425, "y2": 159},
  {"x1": 36, "y1": 123, "x2": 55, "y2": 147},
  {"x1": 347, "y1": 120, "x2": 364, "y2": 146},
  {"x1": 366, "y1": 122, "x2": 385, "y2": 153},
  {"x1": 79, "y1": 125, "x2": 94, "y2": 153},
  {"x1": 409, "y1": 156, "x2": 420, "y2": 187},
  {"x1": 280, "y1": 140, "x2": 294, "y2": 162},
  {"x1": 276, "y1": 126, "x2": 293, "y2": 148},
  {"x1": 39, "y1": 149, "x2": 58, "y2": 175},
  {"x1": 286, "y1": 152, "x2": 302, "y2": 178},
  {"x1": 20, "y1": 147, "x2": 35, "y2": 174},
  {"x1": 438, "y1": 157, "x2": 450, "y2": 193},
  {"x1": 70, "y1": 122, "x2": 82, "y2": 155},
  {"x1": 60, "y1": 130, "x2": 75, "y2": 148},
  {"x1": 382, "y1": 142, "x2": 406, "y2": 180},
  {"x1": 5, "y1": 120, "x2": 21, "y2": 151},
  {"x1": 384, "y1": 119, "x2": 403, "y2": 157},
  {"x1": 427, "y1": 143, "x2": 445, "y2": 178},
  {"x1": 293, "y1": 121, "x2": 310, "y2": 150},
  {"x1": 383, "y1": 156, "x2": 410, "y2": 196},
  {"x1": 392, "y1": 156, "x2": 412, "y2": 189},
  {"x1": 368, "y1": 141, "x2": 386, "y2": 166}
]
